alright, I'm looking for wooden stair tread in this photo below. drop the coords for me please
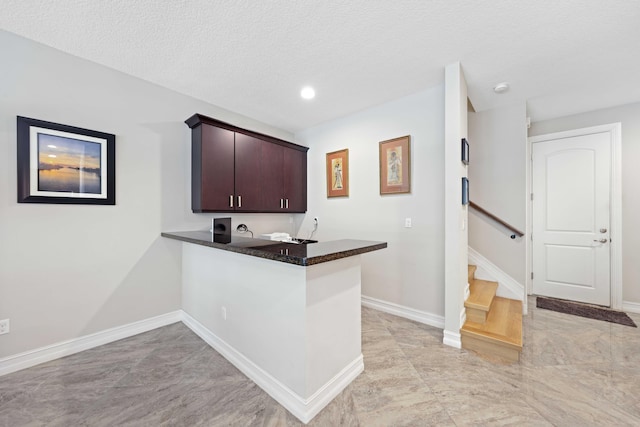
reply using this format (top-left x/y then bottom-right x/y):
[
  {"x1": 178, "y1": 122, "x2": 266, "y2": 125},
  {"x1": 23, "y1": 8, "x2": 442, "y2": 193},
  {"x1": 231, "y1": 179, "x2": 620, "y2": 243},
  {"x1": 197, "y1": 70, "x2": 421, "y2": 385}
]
[
  {"x1": 465, "y1": 279, "x2": 498, "y2": 312},
  {"x1": 462, "y1": 297, "x2": 523, "y2": 350}
]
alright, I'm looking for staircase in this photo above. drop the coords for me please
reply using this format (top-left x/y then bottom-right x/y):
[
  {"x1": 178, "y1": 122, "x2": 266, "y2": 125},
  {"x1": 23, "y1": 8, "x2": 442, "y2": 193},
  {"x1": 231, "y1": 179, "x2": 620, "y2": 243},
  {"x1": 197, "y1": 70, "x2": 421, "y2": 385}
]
[{"x1": 461, "y1": 265, "x2": 523, "y2": 362}]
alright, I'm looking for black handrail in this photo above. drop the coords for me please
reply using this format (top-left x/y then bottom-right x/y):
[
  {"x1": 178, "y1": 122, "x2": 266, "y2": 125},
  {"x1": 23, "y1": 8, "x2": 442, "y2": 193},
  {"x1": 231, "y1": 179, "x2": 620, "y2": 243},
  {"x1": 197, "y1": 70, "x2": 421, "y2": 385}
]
[{"x1": 469, "y1": 201, "x2": 524, "y2": 239}]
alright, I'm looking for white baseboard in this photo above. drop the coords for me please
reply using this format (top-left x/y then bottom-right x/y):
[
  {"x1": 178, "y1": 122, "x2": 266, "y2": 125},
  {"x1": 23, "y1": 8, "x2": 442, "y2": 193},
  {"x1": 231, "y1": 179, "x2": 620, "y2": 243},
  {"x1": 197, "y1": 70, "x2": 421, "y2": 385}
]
[
  {"x1": 0, "y1": 311, "x2": 182, "y2": 377},
  {"x1": 623, "y1": 301, "x2": 640, "y2": 314},
  {"x1": 300, "y1": 355, "x2": 363, "y2": 424},
  {"x1": 468, "y1": 246, "x2": 524, "y2": 302},
  {"x1": 442, "y1": 329, "x2": 461, "y2": 349},
  {"x1": 361, "y1": 295, "x2": 444, "y2": 329},
  {"x1": 181, "y1": 311, "x2": 362, "y2": 424}
]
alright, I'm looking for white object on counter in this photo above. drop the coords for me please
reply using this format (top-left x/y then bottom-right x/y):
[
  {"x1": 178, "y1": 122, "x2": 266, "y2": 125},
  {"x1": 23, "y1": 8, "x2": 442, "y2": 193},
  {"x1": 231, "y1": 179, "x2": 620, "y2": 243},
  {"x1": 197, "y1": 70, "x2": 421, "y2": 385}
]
[{"x1": 259, "y1": 232, "x2": 293, "y2": 242}]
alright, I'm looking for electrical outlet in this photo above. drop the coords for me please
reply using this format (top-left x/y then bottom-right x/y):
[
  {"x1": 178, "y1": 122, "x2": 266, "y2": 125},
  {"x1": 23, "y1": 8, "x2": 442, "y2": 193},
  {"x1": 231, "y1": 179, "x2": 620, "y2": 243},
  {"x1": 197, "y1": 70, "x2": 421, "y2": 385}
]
[
  {"x1": 313, "y1": 217, "x2": 319, "y2": 226},
  {"x1": 0, "y1": 319, "x2": 9, "y2": 335},
  {"x1": 405, "y1": 218, "x2": 412, "y2": 228},
  {"x1": 221, "y1": 307, "x2": 227, "y2": 321}
]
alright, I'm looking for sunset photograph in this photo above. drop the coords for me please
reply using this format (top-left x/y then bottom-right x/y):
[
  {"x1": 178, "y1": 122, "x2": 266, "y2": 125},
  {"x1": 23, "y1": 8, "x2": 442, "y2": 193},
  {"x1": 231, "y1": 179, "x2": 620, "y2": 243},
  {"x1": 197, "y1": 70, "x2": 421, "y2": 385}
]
[{"x1": 37, "y1": 133, "x2": 102, "y2": 194}]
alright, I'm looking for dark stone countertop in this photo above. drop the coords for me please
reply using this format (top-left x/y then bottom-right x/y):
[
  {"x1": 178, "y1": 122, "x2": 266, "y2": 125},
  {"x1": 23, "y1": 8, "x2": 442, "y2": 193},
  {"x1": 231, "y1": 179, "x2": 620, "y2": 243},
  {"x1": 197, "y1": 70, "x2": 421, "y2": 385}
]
[{"x1": 161, "y1": 230, "x2": 387, "y2": 266}]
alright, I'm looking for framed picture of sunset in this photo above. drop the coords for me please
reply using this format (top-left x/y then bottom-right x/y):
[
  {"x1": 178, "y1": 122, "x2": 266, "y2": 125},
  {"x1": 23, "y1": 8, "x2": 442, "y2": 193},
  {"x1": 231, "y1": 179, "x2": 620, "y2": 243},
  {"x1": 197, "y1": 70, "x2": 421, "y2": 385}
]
[{"x1": 17, "y1": 116, "x2": 115, "y2": 205}]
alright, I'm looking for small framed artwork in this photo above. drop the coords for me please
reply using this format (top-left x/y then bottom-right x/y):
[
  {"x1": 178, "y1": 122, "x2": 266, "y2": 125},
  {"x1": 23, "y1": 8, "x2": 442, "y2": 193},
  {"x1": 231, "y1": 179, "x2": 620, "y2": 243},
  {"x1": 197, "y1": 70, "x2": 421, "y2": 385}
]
[
  {"x1": 461, "y1": 138, "x2": 469, "y2": 165},
  {"x1": 326, "y1": 148, "x2": 349, "y2": 198},
  {"x1": 379, "y1": 135, "x2": 410, "y2": 195},
  {"x1": 17, "y1": 116, "x2": 116, "y2": 205},
  {"x1": 462, "y1": 177, "x2": 469, "y2": 205}
]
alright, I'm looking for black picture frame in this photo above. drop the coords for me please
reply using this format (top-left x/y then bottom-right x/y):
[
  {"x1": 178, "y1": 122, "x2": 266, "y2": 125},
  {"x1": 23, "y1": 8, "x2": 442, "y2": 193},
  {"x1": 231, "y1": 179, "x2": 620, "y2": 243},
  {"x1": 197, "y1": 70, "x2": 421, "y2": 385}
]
[
  {"x1": 461, "y1": 138, "x2": 469, "y2": 165},
  {"x1": 17, "y1": 116, "x2": 116, "y2": 205},
  {"x1": 462, "y1": 177, "x2": 469, "y2": 205}
]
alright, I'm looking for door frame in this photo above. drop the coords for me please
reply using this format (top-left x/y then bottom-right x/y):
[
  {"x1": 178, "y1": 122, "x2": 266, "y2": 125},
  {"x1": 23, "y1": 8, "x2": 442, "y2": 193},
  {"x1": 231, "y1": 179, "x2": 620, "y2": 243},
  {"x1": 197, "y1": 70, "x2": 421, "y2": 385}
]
[{"x1": 526, "y1": 123, "x2": 622, "y2": 309}]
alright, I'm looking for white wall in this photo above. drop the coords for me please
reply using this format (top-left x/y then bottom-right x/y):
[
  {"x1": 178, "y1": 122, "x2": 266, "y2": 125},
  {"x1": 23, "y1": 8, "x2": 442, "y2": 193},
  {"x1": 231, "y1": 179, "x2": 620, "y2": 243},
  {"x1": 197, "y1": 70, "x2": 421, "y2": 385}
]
[
  {"x1": 468, "y1": 103, "x2": 527, "y2": 285},
  {"x1": 295, "y1": 86, "x2": 445, "y2": 317},
  {"x1": 443, "y1": 62, "x2": 468, "y2": 348},
  {"x1": 530, "y1": 102, "x2": 640, "y2": 305},
  {"x1": 182, "y1": 244, "x2": 361, "y2": 399},
  {"x1": 0, "y1": 30, "x2": 296, "y2": 358}
]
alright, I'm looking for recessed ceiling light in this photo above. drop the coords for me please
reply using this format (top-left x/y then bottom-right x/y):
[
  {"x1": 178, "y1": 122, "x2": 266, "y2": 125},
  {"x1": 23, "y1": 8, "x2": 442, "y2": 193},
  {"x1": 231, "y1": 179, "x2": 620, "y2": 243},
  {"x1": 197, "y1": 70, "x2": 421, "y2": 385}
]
[
  {"x1": 301, "y1": 86, "x2": 315, "y2": 100},
  {"x1": 493, "y1": 82, "x2": 510, "y2": 94}
]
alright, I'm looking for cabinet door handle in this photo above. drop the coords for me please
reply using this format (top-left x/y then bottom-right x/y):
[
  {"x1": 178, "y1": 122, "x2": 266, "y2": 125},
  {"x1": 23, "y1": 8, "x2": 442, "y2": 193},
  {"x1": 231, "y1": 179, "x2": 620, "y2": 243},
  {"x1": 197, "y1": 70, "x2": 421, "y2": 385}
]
[
  {"x1": 280, "y1": 198, "x2": 284, "y2": 209},
  {"x1": 285, "y1": 198, "x2": 289, "y2": 209},
  {"x1": 229, "y1": 195, "x2": 234, "y2": 208},
  {"x1": 238, "y1": 195, "x2": 242, "y2": 208}
]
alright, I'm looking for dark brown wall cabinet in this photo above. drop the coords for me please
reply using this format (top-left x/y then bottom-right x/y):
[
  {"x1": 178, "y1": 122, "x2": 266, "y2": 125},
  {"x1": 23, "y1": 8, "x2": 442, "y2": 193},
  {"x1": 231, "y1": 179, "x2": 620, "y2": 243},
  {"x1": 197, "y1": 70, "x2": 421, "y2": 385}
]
[{"x1": 186, "y1": 114, "x2": 308, "y2": 213}]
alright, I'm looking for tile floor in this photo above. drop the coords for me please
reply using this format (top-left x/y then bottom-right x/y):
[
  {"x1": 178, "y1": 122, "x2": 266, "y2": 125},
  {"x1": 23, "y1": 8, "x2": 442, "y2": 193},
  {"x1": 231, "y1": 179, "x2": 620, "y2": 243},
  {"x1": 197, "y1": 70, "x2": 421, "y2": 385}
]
[{"x1": 1, "y1": 298, "x2": 640, "y2": 426}]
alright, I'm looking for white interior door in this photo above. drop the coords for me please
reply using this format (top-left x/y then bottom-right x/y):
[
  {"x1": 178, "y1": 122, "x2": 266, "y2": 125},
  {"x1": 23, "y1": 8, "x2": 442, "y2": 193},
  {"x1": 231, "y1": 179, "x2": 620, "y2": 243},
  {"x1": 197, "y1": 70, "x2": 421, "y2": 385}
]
[{"x1": 532, "y1": 131, "x2": 611, "y2": 306}]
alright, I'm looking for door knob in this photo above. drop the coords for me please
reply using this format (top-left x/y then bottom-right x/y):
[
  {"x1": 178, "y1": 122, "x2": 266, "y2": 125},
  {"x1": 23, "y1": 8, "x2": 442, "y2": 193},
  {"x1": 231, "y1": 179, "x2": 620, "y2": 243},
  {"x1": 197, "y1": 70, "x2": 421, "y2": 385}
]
[
  {"x1": 600, "y1": 228, "x2": 607, "y2": 233},
  {"x1": 593, "y1": 238, "x2": 608, "y2": 243}
]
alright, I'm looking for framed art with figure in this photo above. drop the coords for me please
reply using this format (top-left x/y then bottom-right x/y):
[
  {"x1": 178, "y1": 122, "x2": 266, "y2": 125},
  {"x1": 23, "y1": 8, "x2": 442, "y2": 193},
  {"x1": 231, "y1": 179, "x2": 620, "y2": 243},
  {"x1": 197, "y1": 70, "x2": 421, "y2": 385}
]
[
  {"x1": 17, "y1": 116, "x2": 116, "y2": 205},
  {"x1": 462, "y1": 177, "x2": 469, "y2": 205},
  {"x1": 326, "y1": 148, "x2": 349, "y2": 198},
  {"x1": 462, "y1": 138, "x2": 469, "y2": 165},
  {"x1": 379, "y1": 135, "x2": 410, "y2": 195}
]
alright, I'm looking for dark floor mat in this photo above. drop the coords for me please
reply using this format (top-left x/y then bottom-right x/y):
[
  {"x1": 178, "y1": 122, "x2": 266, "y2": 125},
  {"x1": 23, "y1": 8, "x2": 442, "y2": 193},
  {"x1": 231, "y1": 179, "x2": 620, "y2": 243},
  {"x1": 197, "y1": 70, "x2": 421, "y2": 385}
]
[{"x1": 536, "y1": 296, "x2": 637, "y2": 327}]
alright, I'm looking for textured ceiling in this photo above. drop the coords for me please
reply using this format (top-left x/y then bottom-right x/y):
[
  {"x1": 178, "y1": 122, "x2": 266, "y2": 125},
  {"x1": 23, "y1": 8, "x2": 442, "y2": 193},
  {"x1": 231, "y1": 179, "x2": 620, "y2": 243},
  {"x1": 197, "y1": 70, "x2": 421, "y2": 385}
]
[{"x1": 2, "y1": 0, "x2": 640, "y2": 132}]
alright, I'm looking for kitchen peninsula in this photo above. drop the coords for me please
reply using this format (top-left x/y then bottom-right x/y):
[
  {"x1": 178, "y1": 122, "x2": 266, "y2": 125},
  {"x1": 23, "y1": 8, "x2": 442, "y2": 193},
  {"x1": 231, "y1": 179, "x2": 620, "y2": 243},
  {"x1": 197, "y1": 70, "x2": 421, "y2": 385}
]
[{"x1": 162, "y1": 231, "x2": 386, "y2": 424}]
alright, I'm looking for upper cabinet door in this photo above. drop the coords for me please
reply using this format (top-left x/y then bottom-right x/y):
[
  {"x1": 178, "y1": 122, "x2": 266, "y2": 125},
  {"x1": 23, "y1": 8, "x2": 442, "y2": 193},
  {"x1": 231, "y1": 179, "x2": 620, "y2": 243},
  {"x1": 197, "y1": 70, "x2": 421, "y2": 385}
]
[
  {"x1": 186, "y1": 113, "x2": 308, "y2": 214},
  {"x1": 283, "y1": 148, "x2": 307, "y2": 212},
  {"x1": 198, "y1": 124, "x2": 235, "y2": 212},
  {"x1": 260, "y1": 141, "x2": 285, "y2": 212},
  {"x1": 234, "y1": 133, "x2": 263, "y2": 211}
]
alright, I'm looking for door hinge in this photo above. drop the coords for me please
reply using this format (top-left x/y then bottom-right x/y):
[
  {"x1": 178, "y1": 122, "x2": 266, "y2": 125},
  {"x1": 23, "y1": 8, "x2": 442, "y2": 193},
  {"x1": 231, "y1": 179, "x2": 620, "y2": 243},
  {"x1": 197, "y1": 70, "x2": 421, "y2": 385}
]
[
  {"x1": 531, "y1": 272, "x2": 534, "y2": 279},
  {"x1": 530, "y1": 193, "x2": 534, "y2": 201},
  {"x1": 531, "y1": 233, "x2": 533, "y2": 241}
]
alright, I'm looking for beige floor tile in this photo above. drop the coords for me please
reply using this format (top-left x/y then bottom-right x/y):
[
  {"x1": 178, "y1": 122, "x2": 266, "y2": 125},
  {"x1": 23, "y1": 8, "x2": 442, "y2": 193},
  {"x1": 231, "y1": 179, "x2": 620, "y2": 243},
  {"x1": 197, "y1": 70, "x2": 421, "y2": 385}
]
[{"x1": 2, "y1": 300, "x2": 640, "y2": 425}]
